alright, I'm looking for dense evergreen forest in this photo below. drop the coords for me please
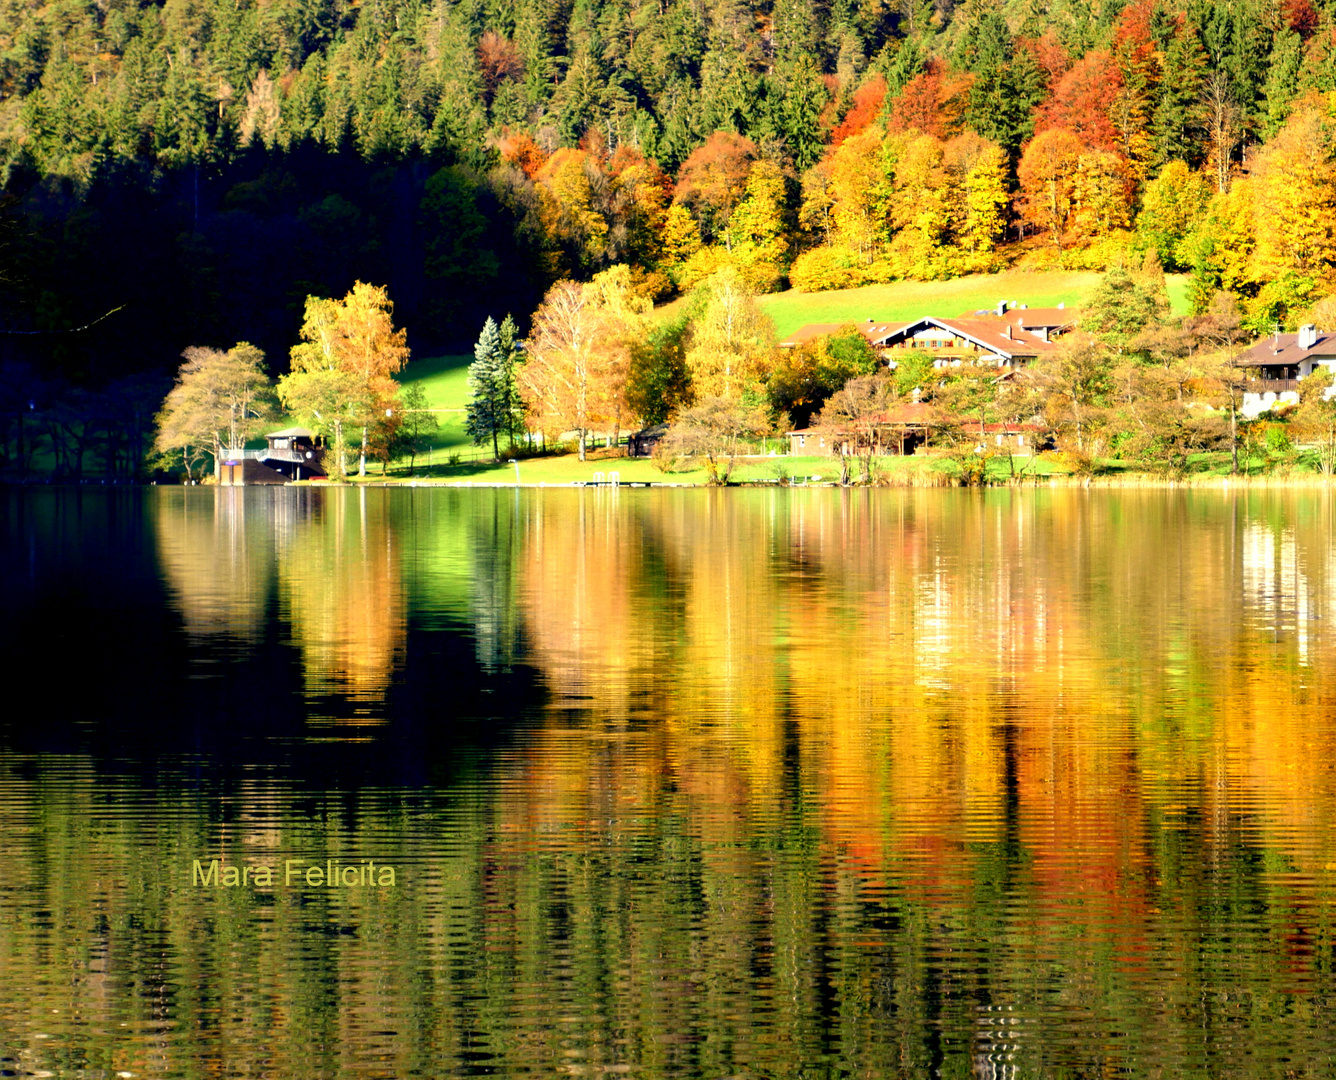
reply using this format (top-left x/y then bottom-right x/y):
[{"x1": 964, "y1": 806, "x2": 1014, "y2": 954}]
[{"x1": 3, "y1": 0, "x2": 1336, "y2": 431}]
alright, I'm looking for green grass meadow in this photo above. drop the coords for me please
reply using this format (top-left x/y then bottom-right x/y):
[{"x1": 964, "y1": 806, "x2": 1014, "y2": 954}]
[
  {"x1": 655, "y1": 268, "x2": 1191, "y2": 339},
  {"x1": 396, "y1": 353, "x2": 475, "y2": 459}
]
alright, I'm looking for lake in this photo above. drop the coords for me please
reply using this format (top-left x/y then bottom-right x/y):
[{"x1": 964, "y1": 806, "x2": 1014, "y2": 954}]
[{"x1": 1, "y1": 485, "x2": 1334, "y2": 1078}]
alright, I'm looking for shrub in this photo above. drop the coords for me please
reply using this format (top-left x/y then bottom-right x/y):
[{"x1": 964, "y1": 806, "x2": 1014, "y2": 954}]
[{"x1": 650, "y1": 440, "x2": 687, "y2": 473}]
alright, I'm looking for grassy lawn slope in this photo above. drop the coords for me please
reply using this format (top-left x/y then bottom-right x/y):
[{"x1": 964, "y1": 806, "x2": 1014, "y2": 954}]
[
  {"x1": 657, "y1": 269, "x2": 1192, "y2": 338},
  {"x1": 396, "y1": 353, "x2": 474, "y2": 457}
]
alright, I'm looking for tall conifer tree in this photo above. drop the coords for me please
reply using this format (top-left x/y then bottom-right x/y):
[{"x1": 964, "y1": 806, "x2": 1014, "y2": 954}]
[{"x1": 466, "y1": 315, "x2": 521, "y2": 459}]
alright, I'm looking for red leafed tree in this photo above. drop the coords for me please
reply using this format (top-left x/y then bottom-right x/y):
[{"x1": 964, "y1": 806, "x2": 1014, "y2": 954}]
[
  {"x1": 886, "y1": 59, "x2": 972, "y2": 139},
  {"x1": 1283, "y1": 0, "x2": 1318, "y2": 38},
  {"x1": 1113, "y1": 0, "x2": 1158, "y2": 58},
  {"x1": 830, "y1": 75, "x2": 888, "y2": 147},
  {"x1": 1034, "y1": 50, "x2": 1122, "y2": 152},
  {"x1": 1024, "y1": 31, "x2": 1070, "y2": 88}
]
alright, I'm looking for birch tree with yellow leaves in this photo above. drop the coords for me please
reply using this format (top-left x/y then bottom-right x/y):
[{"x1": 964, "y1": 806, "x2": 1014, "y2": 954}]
[
  {"x1": 682, "y1": 267, "x2": 777, "y2": 402},
  {"x1": 518, "y1": 266, "x2": 652, "y2": 459}
]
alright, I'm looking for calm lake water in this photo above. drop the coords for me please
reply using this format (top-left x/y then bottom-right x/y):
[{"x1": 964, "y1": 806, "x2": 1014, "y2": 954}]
[{"x1": 2, "y1": 485, "x2": 1335, "y2": 1079}]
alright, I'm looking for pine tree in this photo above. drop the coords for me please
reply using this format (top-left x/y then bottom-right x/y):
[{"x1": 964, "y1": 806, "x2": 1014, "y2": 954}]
[
  {"x1": 1150, "y1": 23, "x2": 1207, "y2": 169},
  {"x1": 1263, "y1": 29, "x2": 1302, "y2": 139},
  {"x1": 465, "y1": 315, "x2": 520, "y2": 459}
]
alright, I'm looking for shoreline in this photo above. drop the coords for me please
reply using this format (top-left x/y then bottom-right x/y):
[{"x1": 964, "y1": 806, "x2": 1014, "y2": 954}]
[{"x1": 7, "y1": 473, "x2": 1336, "y2": 491}]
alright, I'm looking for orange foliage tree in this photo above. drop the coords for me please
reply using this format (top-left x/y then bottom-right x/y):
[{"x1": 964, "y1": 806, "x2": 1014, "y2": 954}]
[
  {"x1": 1018, "y1": 128, "x2": 1085, "y2": 251},
  {"x1": 1034, "y1": 50, "x2": 1122, "y2": 152},
  {"x1": 886, "y1": 58, "x2": 972, "y2": 139},
  {"x1": 673, "y1": 131, "x2": 758, "y2": 244},
  {"x1": 830, "y1": 75, "x2": 887, "y2": 146}
]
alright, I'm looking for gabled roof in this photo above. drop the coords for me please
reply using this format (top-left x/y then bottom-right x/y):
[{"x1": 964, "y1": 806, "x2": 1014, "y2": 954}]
[
  {"x1": 267, "y1": 426, "x2": 315, "y2": 438},
  {"x1": 961, "y1": 306, "x2": 1079, "y2": 329},
  {"x1": 872, "y1": 317, "x2": 1058, "y2": 358},
  {"x1": 1236, "y1": 332, "x2": 1336, "y2": 367},
  {"x1": 779, "y1": 321, "x2": 907, "y2": 348}
]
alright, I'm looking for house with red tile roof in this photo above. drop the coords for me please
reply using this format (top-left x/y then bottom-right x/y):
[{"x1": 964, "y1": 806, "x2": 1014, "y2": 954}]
[
  {"x1": 871, "y1": 316, "x2": 1059, "y2": 368},
  {"x1": 779, "y1": 308, "x2": 1070, "y2": 368}
]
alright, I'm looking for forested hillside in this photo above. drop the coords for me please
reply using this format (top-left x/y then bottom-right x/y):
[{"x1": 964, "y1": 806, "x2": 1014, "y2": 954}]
[{"x1": 1, "y1": 0, "x2": 1334, "y2": 387}]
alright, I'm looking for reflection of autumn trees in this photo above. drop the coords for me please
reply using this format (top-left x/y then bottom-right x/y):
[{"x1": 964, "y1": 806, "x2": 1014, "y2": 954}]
[
  {"x1": 153, "y1": 487, "x2": 406, "y2": 714},
  {"x1": 79, "y1": 486, "x2": 1336, "y2": 1076},
  {"x1": 154, "y1": 487, "x2": 278, "y2": 643},
  {"x1": 502, "y1": 487, "x2": 1336, "y2": 1067},
  {"x1": 277, "y1": 488, "x2": 405, "y2": 713}
]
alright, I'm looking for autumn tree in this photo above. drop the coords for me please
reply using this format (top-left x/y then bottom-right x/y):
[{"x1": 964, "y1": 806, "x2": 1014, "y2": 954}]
[
  {"x1": 727, "y1": 160, "x2": 790, "y2": 292},
  {"x1": 674, "y1": 132, "x2": 758, "y2": 244},
  {"x1": 1136, "y1": 160, "x2": 1211, "y2": 271},
  {"x1": 278, "y1": 282, "x2": 410, "y2": 480},
  {"x1": 660, "y1": 204, "x2": 704, "y2": 284},
  {"x1": 830, "y1": 75, "x2": 888, "y2": 145},
  {"x1": 1251, "y1": 105, "x2": 1336, "y2": 278},
  {"x1": 1018, "y1": 128, "x2": 1084, "y2": 250},
  {"x1": 768, "y1": 324, "x2": 880, "y2": 428},
  {"x1": 607, "y1": 147, "x2": 672, "y2": 273},
  {"x1": 663, "y1": 395, "x2": 770, "y2": 484},
  {"x1": 1201, "y1": 70, "x2": 1243, "y2": 194},
  {"x1": 812, "y1": 372, "x2": 900, "y2": 483},
  {"x1": 518, "y1": 266, "x2": 651, "y2": 460},
  {"x1": 824, "y1": 127, "x2": 893, "y2": 261},
  {"x1": 945, "y1": 132, "x2": 1008, "y2": 256},
  {"x1": 153, "y1": 342, "x2": 278, "y2": 481},
  {"x1": 683, "y1": 267, "x2": 777, "y2": 401},
  {"x1": 1034, "y1": 51, "x2": 1121, "y2": 151},
  {"x1": 534, "y1": 149, "x2": 611, "y2": 272},
  {"x1": 1034, "y1": 334, "x2": 1115, "y2": 453},
  {"x1": 886, "y1": 58, "x2": 972, "y2": 138},
  {"x1": 1291, "y1": 367, "x2": 1336, "y2": 473}
]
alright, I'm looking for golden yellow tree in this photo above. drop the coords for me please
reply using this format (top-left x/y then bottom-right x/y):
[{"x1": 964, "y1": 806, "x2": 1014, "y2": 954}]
[
  {"x1": 659, "y1": 204, "x2": 704, "y2": 285},
  {"x1": 1251, "y1": 106, "x2": 1336, "y2": 277},
  {"x1": 535, "y1": 149, "x2": 611, "y2": 270},
  {"x1": 517, "y1": 267, "x2": 651, "y2": 459},
  {"x1": 827, "y1": 127, "x2": 891, "y2": 262},
  {"x1": 153, "y1": 342, "x2": 279, "y2": 480},
  {"x1": 944, "y1": 133, "x2": 1008, "y2": 256},
  {"x1": 727, "y1": 160, "x2": 790, "y2": 293},
  {"x1": 1018, "y1": 128, "x2": 1085, "y2": 252},
  {"x1": 278, "y1": 282, "x2": 410, "y2": 478},
  {"x1": 1070, "y1": 149, "x2": 1131, "y2": 242},
  {"x1": 683, "y1": 267, "x2": 777, "y2": 401}
]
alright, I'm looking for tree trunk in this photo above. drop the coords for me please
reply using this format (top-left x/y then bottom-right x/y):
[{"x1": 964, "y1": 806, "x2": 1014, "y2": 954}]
[
  {"x1": 359, "y1": 426, "x2": 368, "y2": 476},
  {"x1": 1230, "y1": 399, "x2": 1238, "y2": 474},
  {"x1": 578, "y1": 431, "x2": 586, "y2": 461}
]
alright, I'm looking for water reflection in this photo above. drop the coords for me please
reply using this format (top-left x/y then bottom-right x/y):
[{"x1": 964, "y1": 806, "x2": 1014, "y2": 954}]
[{"x1": 2, "y1": 487, "x2": 1336, "y2": 1078}]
